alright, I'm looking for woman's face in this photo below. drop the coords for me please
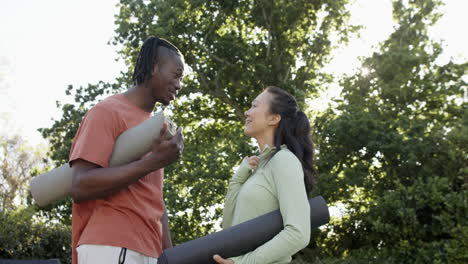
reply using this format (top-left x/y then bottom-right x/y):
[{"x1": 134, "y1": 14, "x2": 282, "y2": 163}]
[{"x1": 244, "y1": 90, "x2": 279, "y2": 137}]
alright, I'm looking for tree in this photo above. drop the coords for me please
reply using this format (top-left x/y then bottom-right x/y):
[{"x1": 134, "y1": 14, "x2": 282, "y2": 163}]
[
  {"x1": 0, "y1": 206, "x2": 71, "y2": 264},
  {"x1": 40, "y1": 0, "x2": 357, "y2": 244},
  {"x1": 313, "y1": 0, "x2": 467, "y2": 262},
  {"x1": 0, "y1": 132, "x2": 48, "y2": 212}
]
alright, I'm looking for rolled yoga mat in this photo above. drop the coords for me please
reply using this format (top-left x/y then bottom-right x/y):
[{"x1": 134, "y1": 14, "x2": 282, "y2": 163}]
[
  {"x1": 158, "y1": 196, "x2": 330, "y2": 264},
  {"x1": 29, "y1": 111, "x2": 177, "y2": 207}
]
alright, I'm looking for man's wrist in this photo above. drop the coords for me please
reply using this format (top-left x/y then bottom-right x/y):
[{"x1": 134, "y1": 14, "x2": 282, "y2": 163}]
[{"x1": 140, "y1": 152, "x2": 163, "y2": 173}]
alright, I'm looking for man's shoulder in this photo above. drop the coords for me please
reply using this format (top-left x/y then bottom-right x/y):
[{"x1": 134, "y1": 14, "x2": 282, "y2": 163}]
[
  {"x1": 86, "y1": 94, "x2": 125, "y2": 116},
  {"x1": 94, "y1": 94, "x2": 125, "y2": 109}
]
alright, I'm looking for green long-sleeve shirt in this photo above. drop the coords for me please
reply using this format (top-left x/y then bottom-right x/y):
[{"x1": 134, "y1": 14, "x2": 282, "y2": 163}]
[{"x1": 222, "y1": 145, "x2": 311, "y2": 264}]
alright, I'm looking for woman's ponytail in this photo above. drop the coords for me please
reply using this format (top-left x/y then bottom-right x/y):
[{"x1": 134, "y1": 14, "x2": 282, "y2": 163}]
[{"x1": 266, "y1": 86, "x2": 316, "y2": 193}]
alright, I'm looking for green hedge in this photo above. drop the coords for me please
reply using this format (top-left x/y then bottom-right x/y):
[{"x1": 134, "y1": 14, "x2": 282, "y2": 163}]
[
  {"x1": 0, "y1": 206, "x2": 71, "y2": 264},
  {"x1": 315, "y1": 177, "x2": 468, "y2": 264}
]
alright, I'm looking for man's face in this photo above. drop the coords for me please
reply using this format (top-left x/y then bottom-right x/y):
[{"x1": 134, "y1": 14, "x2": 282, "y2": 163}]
[{"x1": 149, "y1": 51, "x2": 185, "y2": 105}]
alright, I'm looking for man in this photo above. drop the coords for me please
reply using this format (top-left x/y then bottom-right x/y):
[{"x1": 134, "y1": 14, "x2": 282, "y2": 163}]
[{"x1": 69, "y1": 37, "x2": 185, "y2": 264}]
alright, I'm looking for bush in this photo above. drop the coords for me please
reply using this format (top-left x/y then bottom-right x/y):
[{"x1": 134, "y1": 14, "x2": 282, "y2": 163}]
[
  {"x1": 0, "y1": 206, "x2": 71, "y2": 264},
  {"x1": 356, "y1": 177, "x2": 467, "y2": 263},
  {"x1": 317, "y1": 177, "x2": 468, "y2": 263}
]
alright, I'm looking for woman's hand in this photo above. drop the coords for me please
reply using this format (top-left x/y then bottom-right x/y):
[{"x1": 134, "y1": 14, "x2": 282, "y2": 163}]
[
  {"x1": 247, "y1": 156, "x2": 260, "y2": 170},
  {"x1": 213, "y1": 254, "x2": 234, "y2": 264}
]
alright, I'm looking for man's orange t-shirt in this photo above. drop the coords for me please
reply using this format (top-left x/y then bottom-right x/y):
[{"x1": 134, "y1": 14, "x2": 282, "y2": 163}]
[{"x1": 69, "y1": 94, "x2": 165, "y2": 264}]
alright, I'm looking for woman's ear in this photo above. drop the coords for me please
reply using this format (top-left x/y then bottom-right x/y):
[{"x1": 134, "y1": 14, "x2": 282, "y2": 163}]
[{"x1": 268, "y1": 114, "x2": 281, "y2": 127}]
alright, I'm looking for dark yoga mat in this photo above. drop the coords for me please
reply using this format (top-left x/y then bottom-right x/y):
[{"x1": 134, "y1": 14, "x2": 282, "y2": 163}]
[{"x1": 158, "y1": 196, "x2": 329, "y2": 264}]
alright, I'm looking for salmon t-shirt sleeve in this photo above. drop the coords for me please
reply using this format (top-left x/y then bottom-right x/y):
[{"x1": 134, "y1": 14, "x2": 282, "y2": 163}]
[{"x1": 69, "y1": 105, "x2": 120, "y2": 168}]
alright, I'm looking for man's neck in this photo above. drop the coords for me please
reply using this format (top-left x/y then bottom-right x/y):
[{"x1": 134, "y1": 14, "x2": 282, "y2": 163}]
[{"x1": 124, "y1": 85, "x2": 156, "y2": 113}]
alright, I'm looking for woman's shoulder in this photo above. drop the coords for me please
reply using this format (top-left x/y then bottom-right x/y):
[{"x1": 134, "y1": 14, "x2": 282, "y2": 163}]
[
  {"x1": 269, "y1": 146, "x2": 301, "y2": 167},
  {"x1": 266, "y1": 146, "x2": 304, "y2": 183}
]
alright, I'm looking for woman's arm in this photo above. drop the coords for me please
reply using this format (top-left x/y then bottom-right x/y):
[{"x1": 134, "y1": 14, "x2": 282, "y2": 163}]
[
  {"x1": 222, "y1": 157, "x2": 257, "y2": 229},
  {"x1": 230, "y1": 151, "x2": 311, "y2": 264}
]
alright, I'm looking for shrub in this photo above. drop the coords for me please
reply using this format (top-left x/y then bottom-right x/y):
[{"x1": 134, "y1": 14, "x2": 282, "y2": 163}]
[{"x1": 0, "y1": 206, "x2": 71, "y2": 264}]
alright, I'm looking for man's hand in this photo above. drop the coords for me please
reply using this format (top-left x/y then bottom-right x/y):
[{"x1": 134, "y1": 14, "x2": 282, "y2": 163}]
[
  {"x1": 148, "y1": 123, "x2": 184, "y2": 169},
  {"x1": 213, "y1": 254, "x2": 234, "y2": 264},
  {"x1": 70, "y1": 123, "x2": 185, "y2": 203}
]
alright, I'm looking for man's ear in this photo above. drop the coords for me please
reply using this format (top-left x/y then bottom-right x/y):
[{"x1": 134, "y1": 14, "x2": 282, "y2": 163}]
[
  {"x1": 268, "y1": 114, "x2": 281, "y2": 127},
  {"x1": 152, "y1": 63, "x2": 160, "y2": 76}
]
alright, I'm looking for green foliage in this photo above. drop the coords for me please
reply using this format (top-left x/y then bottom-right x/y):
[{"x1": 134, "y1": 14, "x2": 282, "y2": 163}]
[
  {"x1": 36, "y1": 0, "x2": 467, "y2": 262},
  {"x1": 112, "y1": 0, "x2": 355, "y2": 244},
  {"x1": 318, "y1": 177, "x2": 467, "y2": 263},
  {"x1": 313, "y1": 0, "x2": 468, "y2": 262},
  {"x1": 0, "y1": 133, "x2": 47, "y2": 211},
  {"x1": 113, "y1": 0, "x2": 356, "y2": 111},
  {"x1": 40, "y1": 0, "x2": 356, "y2": 245},
  {"x1": 0, "y1": 206, "x2": 71, "y2": 264}
]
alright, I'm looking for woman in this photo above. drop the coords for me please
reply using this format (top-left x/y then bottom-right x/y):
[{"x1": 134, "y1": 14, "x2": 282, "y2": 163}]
[{"x1": 213, "y1": 86, "x2": 315, "y2": 264}]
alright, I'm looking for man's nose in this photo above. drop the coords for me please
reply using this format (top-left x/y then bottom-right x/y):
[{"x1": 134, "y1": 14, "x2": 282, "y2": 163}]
[{"x1": 174, "y1": 79, "x2": 182, "y2": 90}]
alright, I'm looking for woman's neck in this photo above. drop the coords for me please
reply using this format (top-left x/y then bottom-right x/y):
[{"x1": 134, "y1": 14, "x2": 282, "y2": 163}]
[{"x1": 255, "y1": 130, "x2": 275, "y2": 152}]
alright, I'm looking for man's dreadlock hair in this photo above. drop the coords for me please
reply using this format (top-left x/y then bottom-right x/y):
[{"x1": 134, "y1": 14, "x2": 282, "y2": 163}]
[{"x1": 132, "y1": 36, "x2": 181, "y2": 86}]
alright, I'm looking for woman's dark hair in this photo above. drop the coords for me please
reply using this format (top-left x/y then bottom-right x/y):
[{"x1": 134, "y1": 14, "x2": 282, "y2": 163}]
[
  {"x1": 266, "y1": 86, "x2": 316, "y2": 193},
  {"x1": 132, "y1": 36, "x2": 181, "y2": 86}
]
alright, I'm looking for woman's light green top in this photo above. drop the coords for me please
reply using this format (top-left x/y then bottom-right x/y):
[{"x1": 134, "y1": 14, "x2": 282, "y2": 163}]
[{"x1": 222, "y1": 145, "x2": 311, "y2": 264}]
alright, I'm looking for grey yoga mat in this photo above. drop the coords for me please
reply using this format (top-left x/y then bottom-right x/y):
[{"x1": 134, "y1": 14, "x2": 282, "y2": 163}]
[
  {"x1": 29, "y1": 111, "x2": 176, "y2": 207},
  {"x1": 158, "y1": 196, "x2": 329, "y2": 264}
]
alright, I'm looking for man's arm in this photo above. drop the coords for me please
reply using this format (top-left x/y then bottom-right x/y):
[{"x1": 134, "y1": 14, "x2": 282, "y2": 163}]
[
  {"x1": 71, "y1": 126, "x2": 183, "y2": 203},
  {"x1": 71, "y1": 154, "x2": 163, "y2": 203},
  {"x1": 161, "y1": 204, "x2": 173, "y2": 250}
]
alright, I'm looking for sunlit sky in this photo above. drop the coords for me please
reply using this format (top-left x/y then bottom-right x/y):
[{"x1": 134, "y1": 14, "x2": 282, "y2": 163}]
[{"x1": 0, "y1": 0, "x2": 467, "y2": 148}]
